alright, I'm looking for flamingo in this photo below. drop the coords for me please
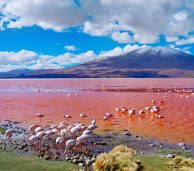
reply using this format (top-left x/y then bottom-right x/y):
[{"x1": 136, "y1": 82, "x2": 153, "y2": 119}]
[
  {"x1": 138, "y1": 110, "x2": 145, "y2": 115},
  {"x1": 76, "y1": 134, "x2": 91, "y2": 145},
  {"x1": 5, "y1": 129, "x2": 14, "y2": 142},
  {"x1": 66, "y1": 94, "x2": 71, "y2": 98},
  {"x1": 64, "y1": 114, "x2": 72, "y2": 122},
  {"x1": 50, "y1": 125, "x2": 58, "y2": 129},
  {"x1": 103, "y1": 116, "x2": 109, "y2": 122},
  {"x1": 150, "y1": 106, "x2": 160, "y2": 114},
  {"x1": 35, "y1": 131, "x2": 45, "y2": 138},
  {"x1": 65, "y1": 139, "x2": 76, "y2": 156},
  {"x1": 82, "y1": 130, "x2": 93, "y2": 135},
  {"x1": 80, "y1": 113, "x2": 87, "y2": 119},
  {"x1": 66, "y1": 139, "x2": 76, "y2": 148},
  {"x1": 51, "y1": 128, "x2": 58, "y2": 134},
  {"x1": 105, "y1": 112, "x2": 113, "y2": 118},
  {"x1": 60, "y1": 129, "x2": 68, "y2": 137},
  {"x1": 28, "y1": 135, "x2": 39, "y2": 146},
  {"x1": 28, "y1": 124, "x2": 39, "y2": 133},
  {"x1": 128, "y1": 109, "x2": 136, "y2": 116},
  {"x1": 145, "y1": 106, "x2": 151, "y2": 111},
  {"x1": 45, "y1": 130, "x2": 55, "y2": 138},
  {"x1": 115, "y1": 107, "x2": 121, "y2": 112},
  {"x1": 91, "y1": 118, "x2": 96, "y2": 125},
  {"x1": 70, "y1": 127, "x2": 80, "y2": 138},
  {"x1": 87, "y1": 125, "x2": 97, "y2": 131},
  {"x1": 155, "y1": 114, "x2": 164, "y2": 119},
  {"x1": 120, "y1": 107, "x2": 128, "y2": 112},
  {"x1": 76, "y1": 134, "x2": 92, "y2": 152},
  {"x1": 34, "y1": 127, "x2": 43, "y2": 133},
  {"x1": 58, "y1": 123, "x2": 67, "y2": 130},
  {"x1": 35, "y1": 113, "x2": 44, "y2": 125},
  {"x1": 56, "y1": 137, "x2": 64, "y2": 145}
]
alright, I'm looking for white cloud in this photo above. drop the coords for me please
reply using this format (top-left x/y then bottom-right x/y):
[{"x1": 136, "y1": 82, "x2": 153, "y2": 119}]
[
  {"x1": 111, "y1": 32, "x2": 133, "y2": 43},
  {"x1": 175, "y1": 37, "x2": 194, "y2": 45},
  {"x1": 166, "y1": 36, "x2": 180, "y2": 42},
  {"x1": 100, "y1": 47, "x2": 123, "y2": 57},
  {"x1": 0, "y1": 0, "x2": 194, "y2": 43},
  {"x1": 166, "y1": 35, "x2": 194, "y2": 45},
  {"x1": 123, "y1": 44, "x2": 149, "y2": 53},
  {"x1": 64, "y1": 45, "x2": 78, "y2": 51},
  {"x1": 0, "y1": 49, "x2": 37, "y2": 65},
  {"x1": 99, "y1": 44, "x2": 150, "y2": 58},
  {"x1": 0, "y1": 44, "x2": 150, "y2": 72},
  {"x1": 174, "y1": 10, "x2": 189, "y2": 21},
  {"x1": 29, "y1": 50, "x2": 97, "y2": 70},
  {"x1": 169, "y1": 44, "x2": 191, "y2": 54},
  {"x1": 2, "y1": 0, "x2": 86, "y2": 31}
]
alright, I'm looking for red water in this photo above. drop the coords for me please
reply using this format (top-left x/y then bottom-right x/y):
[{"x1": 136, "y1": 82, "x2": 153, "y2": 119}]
[{"x1": 0, "y1": 79, "x2": 194, "y2": 144}]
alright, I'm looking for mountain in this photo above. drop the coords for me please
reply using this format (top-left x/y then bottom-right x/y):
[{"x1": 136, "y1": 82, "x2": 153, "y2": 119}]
[{"x1": 1, "y1": 47, "x2": 194, "y2": 78}]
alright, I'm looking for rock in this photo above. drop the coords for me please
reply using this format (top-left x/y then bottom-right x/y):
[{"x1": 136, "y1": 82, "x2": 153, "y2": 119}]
[
  {"x1": 96, "y1": 149, "x2": 100, "y2": 153},
  {"x1": 124, "y1": 132, "x2": 131, "y2": 136},
  {"x1": 149, "y1": 144, "x2": 155, "y2": 147},
  {"x1": 111, "y1": 132, "x2": 118, "y2": 136},
  {"x1": 72, "y1": 159, "x2": 78, "y2": 163},
  {"x1": 44, "y1": 156, "x2": 50, "y2": 160},
  {"x1": 182, "y1": 146, "x2": 188, "y2": 150},
  {"x1": 101, "y1": 142, "x2": 106, "y2": 145},
  {"x1": 19, "y1": 145, "x2": 26, "y2": 149},
  {"x1": 85, "y1": 159, "x2": 91, "y2": 165},
  {"x1": 78, "y1": 163, "x2": 84, "y2": 167},
  {"x1": 165, "y1": 154, "x2": 174, "y2": 158},
  {"x1": 178, "y1": 143, "x2": 185, "y2": 147}
]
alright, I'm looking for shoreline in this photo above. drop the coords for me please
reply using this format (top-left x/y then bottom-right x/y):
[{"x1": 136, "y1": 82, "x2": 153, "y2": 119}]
[{"x1": 0, "y1": 120, "x2": 193, "y2": 167}]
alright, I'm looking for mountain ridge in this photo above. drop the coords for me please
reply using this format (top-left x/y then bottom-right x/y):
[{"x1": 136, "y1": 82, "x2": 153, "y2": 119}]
[{"x1": 1, "y1": 47, "x2": 194, "y2": 78}]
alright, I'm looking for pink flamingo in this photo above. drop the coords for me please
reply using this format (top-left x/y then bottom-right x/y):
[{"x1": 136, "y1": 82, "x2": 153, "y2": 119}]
[
  {"x1": 28, "y1": 124, "x2": 39, "y2": 133},
  {"x1": 105, "y1": 112, "x2": 113, "y2": 118},
  {"x1": 128, "y1": 109, "x2": 136, "y2": 116},
  {"x1": 80, "y1": 113, "x2": 87, "y2": 119},
  {"x1": 35, "y1": 113, "x2": 44, "y2": 125},
  {"x1": 5, "y1": 129, "x2": 14, "y2": 143},
  {"x1": 91, "y1": 118, "x2": 96, "y2": 125},
  {"x1": 64, "y1": 114, "x2": 72, "y2": 123}
]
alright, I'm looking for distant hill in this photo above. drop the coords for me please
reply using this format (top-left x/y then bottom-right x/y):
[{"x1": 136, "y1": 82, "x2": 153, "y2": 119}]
[{"x1": 1, "y1": 47, "x2": 194, "y2": 78}]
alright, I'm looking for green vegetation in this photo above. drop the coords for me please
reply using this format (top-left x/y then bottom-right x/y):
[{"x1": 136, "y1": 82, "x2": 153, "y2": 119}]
[
  {"x1": 0, "y1": 127, "x2": 6, "y2": 134},
  {"x1": 136, "y1": 155, "x2": 170, "y2": 171},
  {"x1": 0, "y1": 146, "x2": 193, "y2": 171},
  {"x1": 0, "y1": 150, "x2": 80, "y2": 171},
  {"x1": 157, "y1": 149, "x2": 193, "y2": 158}
]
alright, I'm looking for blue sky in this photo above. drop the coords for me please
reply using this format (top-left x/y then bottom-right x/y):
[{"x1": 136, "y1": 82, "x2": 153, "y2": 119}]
[
  {"x1": 0, "y1": 26, "x2": 120, "y2": 55},
  {"x1": 0, "y1": 0, "x2": 194, "y2": 72}
]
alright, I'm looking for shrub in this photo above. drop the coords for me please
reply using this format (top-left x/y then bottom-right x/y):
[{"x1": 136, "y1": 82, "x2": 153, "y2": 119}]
[
  {"x1": 168, "y1": 156, "x2": 194, "y2": 171},
  {"x1": 93, "y1": 145, "x2": 141, "y2": 171},
  {"x1": 111, "y1": 145, "x2": 136, "y2": 156},
  {"x1": 0, "y1": 127, "x2": 6, "y2": 134}
]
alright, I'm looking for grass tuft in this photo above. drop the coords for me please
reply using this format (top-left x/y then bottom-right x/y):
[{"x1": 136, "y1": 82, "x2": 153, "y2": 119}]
[
  {"x1": 168, "y1": 156, "x2": 194, "y2": 171},
  {"x1": 93, "y1": 145, "x2": 141, "y2": 171}
]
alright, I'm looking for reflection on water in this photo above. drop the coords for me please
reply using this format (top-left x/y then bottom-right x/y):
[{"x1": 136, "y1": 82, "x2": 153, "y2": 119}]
[{"x1": 0, "y1": 78, "x2": 194, "y2": 144}]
